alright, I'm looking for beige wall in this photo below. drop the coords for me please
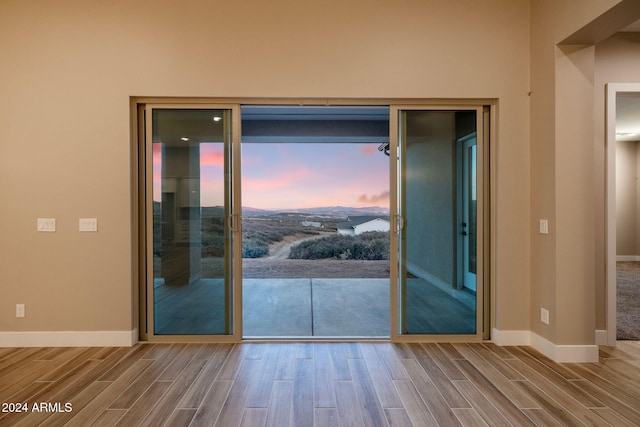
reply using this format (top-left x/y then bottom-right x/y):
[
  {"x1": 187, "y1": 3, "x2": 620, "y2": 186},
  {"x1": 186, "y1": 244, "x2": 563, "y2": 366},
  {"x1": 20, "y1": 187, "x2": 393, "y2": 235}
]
[
  {"x1": 529, "y1": 0, "x2": 640, "y2": 348},
  {"x1": 0, "y1": 0, "x2": 531, "y2": 335},
  {"x1": 1, "y1": 0, "x2": 635, "y2": 351}
]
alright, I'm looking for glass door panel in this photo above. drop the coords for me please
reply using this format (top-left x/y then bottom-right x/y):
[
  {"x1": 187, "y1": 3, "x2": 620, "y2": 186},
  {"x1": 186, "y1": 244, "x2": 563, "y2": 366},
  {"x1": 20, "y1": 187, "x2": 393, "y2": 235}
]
[
  {"x1": 148, "y1": 107, "x2": 235, "y2": 336},
  {"x1": 394, "y1": 108, "x2": 481, "y2": 336}
]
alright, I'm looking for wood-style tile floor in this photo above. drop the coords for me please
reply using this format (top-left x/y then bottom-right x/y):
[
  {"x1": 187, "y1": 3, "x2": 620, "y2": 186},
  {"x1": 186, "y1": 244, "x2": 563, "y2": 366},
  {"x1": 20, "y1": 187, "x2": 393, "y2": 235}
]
[{"x1": 0, "y1": 341, "x2": 639, "y2": 426}]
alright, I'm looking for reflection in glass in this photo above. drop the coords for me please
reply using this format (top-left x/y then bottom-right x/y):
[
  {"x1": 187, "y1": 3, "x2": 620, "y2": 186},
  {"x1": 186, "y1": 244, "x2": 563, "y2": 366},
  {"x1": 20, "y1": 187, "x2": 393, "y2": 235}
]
[
  {"x1": 399, "y1": 110, "x2": 477, "y2": 334},
  {"x1": 152, "y1": 109, "x2": 232, "y2": 335}
]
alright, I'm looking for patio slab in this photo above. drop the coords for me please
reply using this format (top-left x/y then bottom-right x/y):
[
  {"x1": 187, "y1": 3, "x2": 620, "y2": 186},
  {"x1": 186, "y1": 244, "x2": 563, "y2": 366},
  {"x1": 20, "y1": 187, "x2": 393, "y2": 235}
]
[{"x1": 243, "y1": 278, "x2": 312, "y2": 337}]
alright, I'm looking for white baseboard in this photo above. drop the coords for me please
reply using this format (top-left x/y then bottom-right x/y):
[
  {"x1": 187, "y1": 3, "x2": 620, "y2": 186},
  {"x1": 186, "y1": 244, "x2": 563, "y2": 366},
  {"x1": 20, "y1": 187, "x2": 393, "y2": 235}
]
[
  {"x1": 616, "y1": 255, "x2": 640, "y2": 261},
  {"x1": 492, "y1": 329, "x2": 598, "y2": 362},
  {"x1": 530, "y1": 332, "x2": 598, "y2": 362},
  {"x1": 0, "y1": 330, "x2": 138, "y2": 347},
  {"x1": 492, "y1": 328, "x2": 531, "y2": 346}
]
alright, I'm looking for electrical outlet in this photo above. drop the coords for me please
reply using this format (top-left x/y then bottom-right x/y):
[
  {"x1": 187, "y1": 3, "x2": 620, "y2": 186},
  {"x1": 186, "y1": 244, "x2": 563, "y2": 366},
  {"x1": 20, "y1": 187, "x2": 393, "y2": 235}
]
[
  {"x1": 16, "y1": 304, "x2": 25, "y2": 318},
  {"x1": 541, "y1": 307, "x2": 549, "y2": 325}
]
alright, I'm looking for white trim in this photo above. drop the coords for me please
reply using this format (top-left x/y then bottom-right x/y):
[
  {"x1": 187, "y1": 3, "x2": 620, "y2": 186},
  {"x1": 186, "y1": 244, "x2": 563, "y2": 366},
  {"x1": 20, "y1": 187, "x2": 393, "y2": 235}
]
[
  {"x1": 0, "y1": 330, "x2": 138, "y2": 348},
  {"x1": 491, "y1": 328, "x2": 531, "y2": 346},
  {"x1": 530, "y1": 332, "x2": 598, "y2": 363},
  {"x1": 492, "y1": 329, "x2": 599, "y2": 362},
  {"x1": 616, "y1": 255, "x2": 640, "y2": 261},
  {"x1": 595, "y1": 329, "x2": 608, "y2": 346}
]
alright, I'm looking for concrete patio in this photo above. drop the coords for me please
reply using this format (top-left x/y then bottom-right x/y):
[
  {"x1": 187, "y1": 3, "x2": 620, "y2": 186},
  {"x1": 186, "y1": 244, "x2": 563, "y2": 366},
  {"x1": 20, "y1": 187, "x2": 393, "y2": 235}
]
[{"x1": 154, "y1": 277, "x2": 475, "y2": 337}]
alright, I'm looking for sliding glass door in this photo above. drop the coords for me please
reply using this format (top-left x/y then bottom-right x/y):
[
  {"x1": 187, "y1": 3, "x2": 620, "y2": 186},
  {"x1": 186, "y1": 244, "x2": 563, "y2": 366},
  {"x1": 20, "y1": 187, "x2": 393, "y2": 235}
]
[
  {"x1": 143, "y1": 105, "x2": 241, "y2": 339},
  {"x1": 390, "y1": 106, "x2": 485, "y2": 339}
]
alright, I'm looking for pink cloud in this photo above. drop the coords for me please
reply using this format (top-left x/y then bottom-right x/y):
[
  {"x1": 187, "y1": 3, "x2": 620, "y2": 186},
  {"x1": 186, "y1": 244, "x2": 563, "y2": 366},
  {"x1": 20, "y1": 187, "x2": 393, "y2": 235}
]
[
  {"x1": 359, "y1": 145, "x2": 377, "y2": 157},
  {"x1": 200, "y1": 145, "x2": 224, "y2": 168},
  {"x1": 357, "y1": 190, "x2": 390, "y2": 206}
]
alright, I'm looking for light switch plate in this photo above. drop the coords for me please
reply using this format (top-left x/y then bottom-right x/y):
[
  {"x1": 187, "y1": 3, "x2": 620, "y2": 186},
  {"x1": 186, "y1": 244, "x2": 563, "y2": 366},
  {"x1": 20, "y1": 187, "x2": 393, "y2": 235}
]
[
  {"x1": 79, "y1": 218, "x2": 98, "y2": 232},
  {"x1": 37, "y1": 218, "x2": 56, "y2": 232},
  {"x1": 539, "y1": 219, "x2": 549, "y2": 234}
]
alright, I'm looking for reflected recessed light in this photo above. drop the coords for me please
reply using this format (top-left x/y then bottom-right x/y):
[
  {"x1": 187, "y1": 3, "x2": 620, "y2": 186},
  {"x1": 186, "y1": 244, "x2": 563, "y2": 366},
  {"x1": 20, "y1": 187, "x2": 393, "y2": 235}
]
[
  {"x1": 616, "y1": 132, "x2": 638, "y2": 136},
  {"x1": 213, "y1": 116, "x2": 222, "y2": 122},
  {"x1": 181, "y1": 137, "x2": 190, "y2": 141}
]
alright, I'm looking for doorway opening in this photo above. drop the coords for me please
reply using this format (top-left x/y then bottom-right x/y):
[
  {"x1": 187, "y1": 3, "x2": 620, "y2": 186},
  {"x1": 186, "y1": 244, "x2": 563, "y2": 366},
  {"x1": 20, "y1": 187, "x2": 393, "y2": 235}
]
[
  {"x1": 608, "y1": 86, "x2": 640, "y2": 343},
  {"x1": 138, "y1": 99, "x2": 490, "y2": 342},
  {"x1": 240, "y1": 106, "x2": 391, "y2": 338}
]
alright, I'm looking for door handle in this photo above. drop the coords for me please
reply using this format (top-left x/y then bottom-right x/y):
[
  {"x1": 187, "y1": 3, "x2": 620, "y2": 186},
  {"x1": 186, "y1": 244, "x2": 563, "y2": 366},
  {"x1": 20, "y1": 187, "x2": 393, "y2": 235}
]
[
  {"x1": 228, "y1": 214, "x2": 240, "y2": 232},
  {"x1": 394, "y1": 214, "x2": 405, "y2": 233}
]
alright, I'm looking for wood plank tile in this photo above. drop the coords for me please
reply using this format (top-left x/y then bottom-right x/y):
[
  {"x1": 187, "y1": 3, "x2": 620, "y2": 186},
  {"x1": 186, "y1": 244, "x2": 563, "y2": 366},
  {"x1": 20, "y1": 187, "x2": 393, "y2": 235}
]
[
  {"x1": 157, "y1": 344, "x2": 201, "y2": 381},
  {"x1": 217, "y1": 343, "x2": 250, "y2": 380},
  {"x1": 178, "y1": 343, "x2": 233, "y2": 408},
  {"x1": 335, "y1": 380, "x2": 365, "y2": 427},
  {"x1": 139, "y1": 358, "x2": 208, "y2": 427},
  {"x1": 215, "y1": 359, "x2": 262, "y2": 426},
  {"x1": 506, "y1": 347, "x2": 605, "y2": 408},
  {"x1": 512, "y1": 346, "x2": 581, "y2": 380},
  {"x1": 349, "y1": 358, "x2": 388, "y2": 427},
  {"x1": 401, "y1": 358, "x2": 462, "y2": 426},
  {"x1": 521, "y1": 408, "x2": 564, "y2": 426},
  {"x1": 451, "y1": 380, "x2": 512, "y2": 427},
  {"x1": 62, "y1": 358, "x2": 155, "y2": 427},
  {"x1": 514, "y1": 379, "x2": 589, "y2": 427},
  {"x1": 314, "y1": 408, "x2": 339, "y2": 427},
  {"x1": 480, "y1": 343, "x2": 516, "y2": 360},
  {"x1": 328, "y1": 343, "x2": 353, "y2": 380},
  {"x1": 421, "y1": 343, "x2": 468, "y2": 380},
  {"x1": 293, "y1": 358, "x2": 314, "y2": 427},
  {"x1": 97, "y1": 344, "x2": 156, "y2": 381},
  {"x1": 165, "y1": 408, "x2": 198, "y2": 427},
  {"x1": 240, "y1": 408, "x2": 268, "y2": 427},
  {"x1": 393, "y1": 379, "x2": 439, "y2": 427},
  {"x1": 313, "y1": 344, "x2": 337, "y2": 408},
  {"x1": 383, "y1": 408, "x2": 414, "y2": 427},
  {"x1": 590, "y1": 407, "x2": 638, "y2": 427},
  {"x1": 568, "y1": 377, "x2": 640, "y2": 425},
  {"x1": 505, "y1": 357, "x2": 611, "y2": 427},
  {"x1": 408, "y1": 343, "x2": 470, "y2": 409},
  {"x1": 452, "y1": 408, "x2": 490, "y2": 427},
  {"x1": 464, "y1": 344, "x2": 525, "y2": 381},
  {"x1": 190, "y1": 380, "x2": 232, "y2": 426},
  {"x1": 265, "y1": 380, "x2": 294, "y2": 427},
  {"x1": 566, "y1": 362, "x2": 640, "y2": 412},
  {"x1": 89, "y1": 409, "x2": 126, "y2": 426},
  {"x1": 453, "y1": 344, "x2": 538, "y2": 409},
  {"x1": 0, "y1": 342, "x2": 637, "y2": 427},
  {"x1": 109, "y1": 343, "x2": 186, "y2": 409},
  {"x1": 454, "y1": 360, "x2": 537, "y2": 426},
  {"x1": 247, "y1": 344, "x2": 281, "y2": 408},
  {"x1": 359, "y1": 343, "x2": 404, "y2": 408},
  {"x1": 275, "y1": 343, "x2": 296, "y2": 380},
  {"x1": 114, "y1": 380, "x2": 173, "y2": 426},
  {"x1": 16, "y1": 380, "x2": 110, "y2": 427},
  {"x1": 376, "y1": 343, "x2": 410, "y2": 380},
  {"x1": 578, "y1": 361, "x2": 640, "y2": 397}
]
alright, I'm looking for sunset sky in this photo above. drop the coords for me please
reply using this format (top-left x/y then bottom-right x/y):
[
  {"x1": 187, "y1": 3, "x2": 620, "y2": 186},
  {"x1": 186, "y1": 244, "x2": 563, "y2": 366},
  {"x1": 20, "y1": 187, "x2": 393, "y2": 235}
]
[{"x1": 154, "y1": 142, "x2": 390, "y2": 210}]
